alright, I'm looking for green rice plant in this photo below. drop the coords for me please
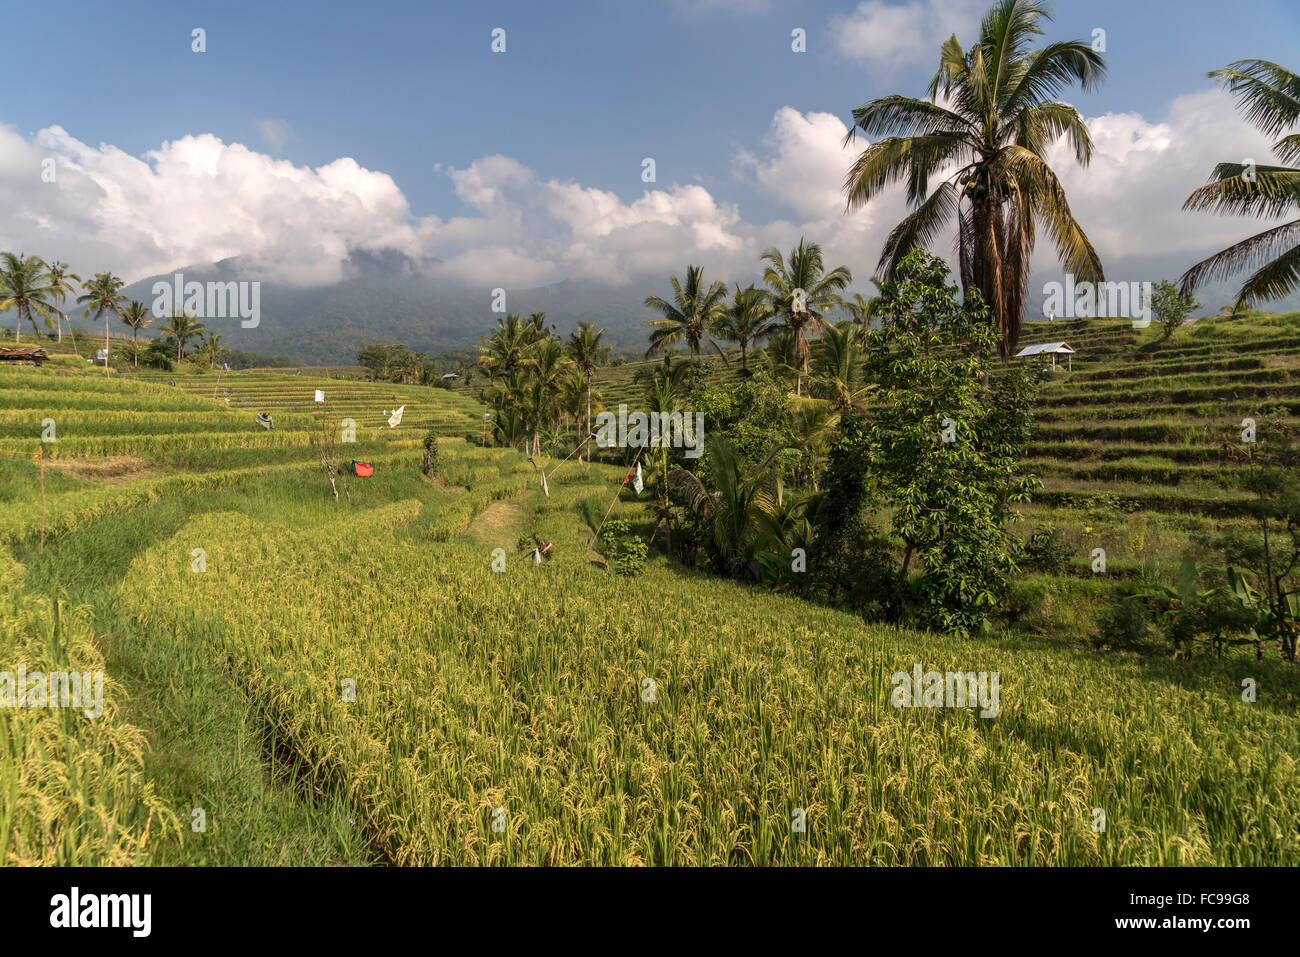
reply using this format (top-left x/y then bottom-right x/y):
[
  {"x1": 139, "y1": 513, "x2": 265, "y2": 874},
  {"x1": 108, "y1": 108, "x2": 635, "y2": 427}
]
[
  {"x1": 115, "y1": 495, "x2": 1300, "y2": 866},
  {"x1": 0, "y1": 548, "x2": 179, "y2": 864}
]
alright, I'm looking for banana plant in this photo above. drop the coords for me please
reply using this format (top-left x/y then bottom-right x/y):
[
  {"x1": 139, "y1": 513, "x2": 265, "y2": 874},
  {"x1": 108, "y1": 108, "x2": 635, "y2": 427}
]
[
  {"x1": 1226, "y1": 565, "x2": 1300, "y2": 658},
  {"x1": 1141, "y1": 558, "x2": 1275, "y2": 658}
]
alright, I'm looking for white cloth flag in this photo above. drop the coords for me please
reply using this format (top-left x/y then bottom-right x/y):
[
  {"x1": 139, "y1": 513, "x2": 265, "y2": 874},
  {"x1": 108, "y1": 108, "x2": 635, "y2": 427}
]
[
  {"x1": 633, "y1": 462, "x2": 644, "y2": 494},
  {"x1": 314, "y1": 390, "x2": 325, "y2": 403},
  {"x1": 387, "y1": 405, "x2": 405, "y2": 428}
]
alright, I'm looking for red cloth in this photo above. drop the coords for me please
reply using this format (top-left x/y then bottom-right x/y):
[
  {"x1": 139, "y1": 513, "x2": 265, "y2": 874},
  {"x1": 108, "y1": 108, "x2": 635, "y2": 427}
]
[{"x1": 353, "y1": 461, "x2": 374, "y2": 477}]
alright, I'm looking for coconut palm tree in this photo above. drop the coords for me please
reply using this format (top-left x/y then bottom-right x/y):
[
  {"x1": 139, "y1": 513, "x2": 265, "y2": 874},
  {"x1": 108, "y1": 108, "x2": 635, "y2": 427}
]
[
  {"x1": 760, "y1": 238, "x2": 852, "y2": 394},
  {"x1": 560, "y1": 370, "x2": 596, "y2": 456},
  {"x1": 1180, "y1": 60, "x2": 1300, "y2": 310},
  {"x1": 714, "y1": 284, "x2": 777, "y2": 371},
  {"x1": 644, "y1": 265, "x2": 730, "y2": 374},
  {"x1": 390, "y1": 349, "x2": 423, "y2": 384},
  {"x1": 196, "y1": 332, "x2": 226, "y2": 369},
  {"x1": 120, "y1": 300, "x2": 156, "y2": 365},
  {"x1": 811, "y1": 322, "x2": 872, "y2": 414},
  {"x1": 763, "y1": 328, "x2": 801, "y2": 386},
  {"x1": 643, "y1": 358, "x2": 695, "y2": 557},
  {"x1": 478, "y1": 314, "x2": 536, "y2": 380},
  {"x1": 669, "y1": 433, "x2": 782, "y2": 578},
  {"x1": 77, "y1": 272, "x2": 128, "y2": 371},
  {"x1": 565, "y1": 321, "x2": 611, "y2": 457},
  {"x1": 526, "y1": 337, "x2": 572, "y2": 455},
  {"x1": 46, "y1": 262, "x2": 81, "y2": 344},
  {"x1": 785, "y1": 400, "x2": 839, "y2": 491},
  {"x1": 842, "y1": 280, "x2": 886, "y2": 345},
  {"x1": 0, "y1": 253, "x2": 60, "y2": 342},
  {"x1": 159, "y1": 310, "x2": 207, "y2": 361},
  {"x1": 843, "y1": 0, "x2": 1106, "y2": 360}
]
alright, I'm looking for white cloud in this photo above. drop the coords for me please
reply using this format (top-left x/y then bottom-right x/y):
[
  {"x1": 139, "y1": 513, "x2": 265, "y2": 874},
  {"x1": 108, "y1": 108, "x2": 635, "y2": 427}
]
[
  {"x1": 1045, "y1": 89, "x2": 1284, "y2": 274},
  {"x1": 737, "y1": 105, "x2": 955, "y2": 282},
  {"x1": 1, "y1": 124, "x2": 426, "y2": 286},
  {"x1": 0, "y1": 88, "x2": 1289, "y2": 306},
  {"x1": 830, "y1": 0, "x2": 982, "y2": 76}
]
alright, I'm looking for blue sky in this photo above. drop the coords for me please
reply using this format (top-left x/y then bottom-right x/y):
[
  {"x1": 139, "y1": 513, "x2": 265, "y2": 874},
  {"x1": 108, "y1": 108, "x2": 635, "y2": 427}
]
[{"x1": 2, "y1": 0, "x2": 1298, "y2": 301}]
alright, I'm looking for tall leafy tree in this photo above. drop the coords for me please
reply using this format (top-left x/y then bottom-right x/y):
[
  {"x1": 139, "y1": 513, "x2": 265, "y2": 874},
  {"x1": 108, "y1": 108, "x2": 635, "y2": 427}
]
[
  {"x1": 196, "y1": 331, "x2": 226, "y2": 369},
  {"x1": 763, "y1": 328, "x2": 801, "y2": 385},
  {"x1": 862, "y1": 249, "x2": 1042, "y2": 633},
  {"x1": 0, "y1": 253, "x2": 60, "y2": 342},
  {"x1": 77, "y1": 271, "x2": 128, "y2": 371},
  {"x1": 524, "y1": 336, "x2": 571, "y2": 455},
  {"x1": 478, "y1": 314, "x2": 539, "y2": 380},
  {"x1": 565, "y1": 321, "x2": 611, "y2": 457},
  {"x1": 843, "y1": 0, "x2": 1106, "y2": 359},
  {"x1": 644, "y1": 265, "x2": 730, "y2": 374},
  {"x1": 760, "y1": 238, "x2": 852, "y2": 395},
  {"x1": 1180, "y1": 60, "x2": 1300, "y2": 309},
  {"x1": 713, "y1": 284, "x2": 777, "y2": 371},
  {"x1": 642, "y1": 357, "x2": 695, "y2": 556},
  {"x1": 560, "y1": 370, "x2": 595, "y2": 455}
]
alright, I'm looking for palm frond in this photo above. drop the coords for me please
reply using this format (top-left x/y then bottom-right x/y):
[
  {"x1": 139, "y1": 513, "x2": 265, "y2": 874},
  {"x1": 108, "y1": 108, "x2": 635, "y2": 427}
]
[{"x1": 1179, "y1": 217, "x2": 1300, "y2": 297}]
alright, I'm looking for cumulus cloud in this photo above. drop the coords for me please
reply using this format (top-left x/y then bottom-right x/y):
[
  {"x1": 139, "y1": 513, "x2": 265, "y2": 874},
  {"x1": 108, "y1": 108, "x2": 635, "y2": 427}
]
[
  {"x1": 0, "y1": 86, "x2": 1291, "y2": 307},
  {"x1": 0, "y1": 124, "x2": 428, "y2": 285},
  {"x1": 1043, "y1": 89, "x2": 1285, "y2": 277},
  {"x1": 736, "y1": 105, "x2": 957, "y2": 281},
  {"x1": 830, "y1": 0, "x2": 982, "y2": 76}
]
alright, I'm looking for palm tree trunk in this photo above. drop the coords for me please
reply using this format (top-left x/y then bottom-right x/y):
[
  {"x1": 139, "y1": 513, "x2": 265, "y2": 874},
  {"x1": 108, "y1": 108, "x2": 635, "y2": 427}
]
[
  {"x1": 661, "y1": 447, "x2": 672, "y2": 558},
  {"x1": 585, "y1": 374, "x2": 592, "y2": 460},
  {"x1": 104, "y1": 316, "x2": 110, "y2": 376}
]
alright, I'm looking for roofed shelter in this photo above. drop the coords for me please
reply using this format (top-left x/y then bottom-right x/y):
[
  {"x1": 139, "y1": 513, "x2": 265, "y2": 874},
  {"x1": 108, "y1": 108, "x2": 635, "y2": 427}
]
[
  {"x1": 1015, "y1": 341, "x2": 1075, "y2": 371},
  {"x1": 0, "y1": 346, "x2": 48, "y2": 367}
]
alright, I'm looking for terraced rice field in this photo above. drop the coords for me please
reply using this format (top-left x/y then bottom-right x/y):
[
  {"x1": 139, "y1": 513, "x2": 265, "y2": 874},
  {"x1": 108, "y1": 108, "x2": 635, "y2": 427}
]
[
  {"x1": 977, "y1": 316, "x2": 1300, "y2": 640},
  {"x1": 2, "y1": 325, "x2": 1298, "y2": 866}
]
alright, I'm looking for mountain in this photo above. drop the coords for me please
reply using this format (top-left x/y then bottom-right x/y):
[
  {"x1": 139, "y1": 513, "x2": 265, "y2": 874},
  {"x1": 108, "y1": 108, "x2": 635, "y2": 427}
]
[
  {"x1": 76, "y1": 252, "x2": 662, "y2": 364},
  {"x1": 62, "y1": 250, "x2": 1297, "y2": 366}
]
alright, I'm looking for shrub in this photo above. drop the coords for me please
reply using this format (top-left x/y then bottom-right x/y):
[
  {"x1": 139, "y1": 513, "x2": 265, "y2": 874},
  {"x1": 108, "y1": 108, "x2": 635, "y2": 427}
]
[
  {"x1": 141, "y1": 339, "x2": 175, "y2": 371},
  {"x1": 1020, "y1": 524, "x2": 1074, "y2": 575},
  {"x1": 1150, "y1": 279, "x2": 1200, "y2": 340},
  {"x1": 600, "y1": 519, "x2": 647, "y2": 577},
  {"x1": 1094, "y1": 594, "x2": 1154, "y2": 651}
]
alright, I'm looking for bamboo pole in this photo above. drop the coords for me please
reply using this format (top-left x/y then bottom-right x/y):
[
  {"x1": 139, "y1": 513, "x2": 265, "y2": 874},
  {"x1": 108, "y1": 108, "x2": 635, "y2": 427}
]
[
  {"x1": 595, "y1": 449, "x2": 642, "y2": 538},
  {"x1": 39, "y1": 449, "x2": 46, "y2": 555}
]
